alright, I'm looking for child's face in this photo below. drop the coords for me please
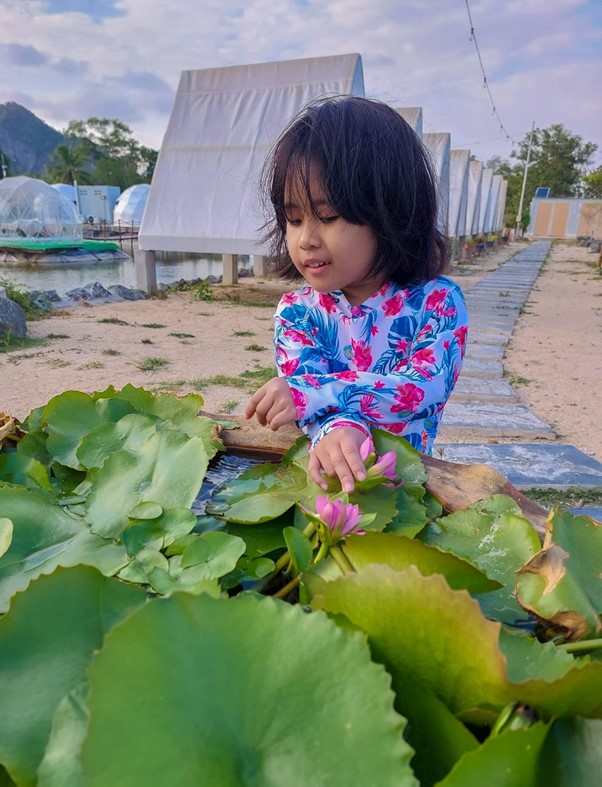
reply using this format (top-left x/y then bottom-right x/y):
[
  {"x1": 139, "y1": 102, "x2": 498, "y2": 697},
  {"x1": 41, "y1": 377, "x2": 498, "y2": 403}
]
[{"x1": 284, "y1": 173, "x2": 382, "y2": 306}]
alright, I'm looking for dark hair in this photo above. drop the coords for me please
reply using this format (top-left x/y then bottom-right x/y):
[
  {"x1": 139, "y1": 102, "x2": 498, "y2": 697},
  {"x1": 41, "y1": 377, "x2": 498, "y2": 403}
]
[{"x1": 260, "y1": 95, "x2": 448, "y2": 286}]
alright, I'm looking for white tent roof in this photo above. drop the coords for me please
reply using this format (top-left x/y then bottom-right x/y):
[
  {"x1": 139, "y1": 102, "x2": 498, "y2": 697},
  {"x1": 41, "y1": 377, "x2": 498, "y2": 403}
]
[
  {"x1": 423, "y1": 132, "x2": 451, "y2": 235},
  {"x1": 495, "y1": 179, "x2": 508, "y2": 232},
  {"x1": 113, "y1": 184, "x2": 150, "y2": 226},
  {"x1": 448, "y1": 150, "x2": 470, "y2": 238},
  {"x1": 477, "y1": 167, "x2": 494, "y2": 235},
  {"x1": 139, "y1": 54, "x2": 365, "y2": 255},
  {"x1": 484, "y1": 174, "x2": 502, "y2": 234},
  {"x1": 467, "y1": 160, "x2": 483, "y2": 236},
  {"x1": 396, "y1": 107, "x2": 422, "y2": 138},
  {"x1": 0, "y1": 176, "x2": 82, "y2": 239}
]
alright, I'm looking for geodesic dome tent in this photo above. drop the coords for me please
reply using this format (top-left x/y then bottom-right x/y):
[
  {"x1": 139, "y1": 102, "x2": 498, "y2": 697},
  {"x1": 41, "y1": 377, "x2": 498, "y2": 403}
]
[
  {"x1": 113, "y1": 184, "x2": 150, "y2": 226},
  {"x1": 0, "y1": 176, "x2": 83, "y2": 240}
]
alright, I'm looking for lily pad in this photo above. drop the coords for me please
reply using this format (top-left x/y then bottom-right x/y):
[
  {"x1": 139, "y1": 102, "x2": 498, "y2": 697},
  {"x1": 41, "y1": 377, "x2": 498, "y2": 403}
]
[
  {"x1": 77, "y1": 593, "x2": 416, "y2": 786},
  {"x1": 0, "y1": 453, "x2": 52, "y2": 491}
]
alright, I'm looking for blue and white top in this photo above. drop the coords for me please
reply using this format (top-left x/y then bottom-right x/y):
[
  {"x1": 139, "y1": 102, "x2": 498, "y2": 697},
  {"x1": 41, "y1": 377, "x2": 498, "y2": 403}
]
[{"x1": 273, "y1": 277, "x2": 468, "y2": 454}]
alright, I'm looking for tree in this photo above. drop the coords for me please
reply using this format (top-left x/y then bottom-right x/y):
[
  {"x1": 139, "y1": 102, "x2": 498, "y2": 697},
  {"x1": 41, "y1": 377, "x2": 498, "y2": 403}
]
[
  {"x1": 583, "y1": 166, "x2": 602, "y2": 198},
  {"x1": 44, "y1": 142, "x2": 93, "y2": 185},
  {"x1": 511, "y1": 124, "x2": 597, "y2": 198},
  {"x1": 60, "y1": 117, "x2": 158, "y2": 189}
]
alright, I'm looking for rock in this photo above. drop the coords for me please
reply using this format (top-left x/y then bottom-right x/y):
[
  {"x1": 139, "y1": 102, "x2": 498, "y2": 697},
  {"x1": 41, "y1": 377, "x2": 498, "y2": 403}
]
[
  {"x1": 0, "y1": 297, "x2": 27, "y2": 338},
  {"x1": 65, "y1": 287, "x2": 90, "y2": 301},
  {"x1": 108, "y1": 284, "x2": 147, "y2": 301},
  {"x1": 84, "y1": 282, "x2": 114, "y2": 299}
]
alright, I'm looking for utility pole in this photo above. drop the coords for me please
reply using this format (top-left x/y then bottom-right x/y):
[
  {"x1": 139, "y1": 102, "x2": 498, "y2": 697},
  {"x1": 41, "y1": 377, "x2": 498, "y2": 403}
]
[
  {"x1": 0, "y1": 154, "x2": 7, "y2": 179},
  {"x1": 516, "y1": 121, "x2": 535, "y2": 239}
]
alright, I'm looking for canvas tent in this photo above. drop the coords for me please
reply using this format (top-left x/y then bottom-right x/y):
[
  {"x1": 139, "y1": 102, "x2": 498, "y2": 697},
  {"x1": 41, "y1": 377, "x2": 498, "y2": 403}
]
[
  {"x1": 113, "y1": 184, "x2": 150, "y2": 226},
  {"x1": 466, "y1": 160, "x2": 483, "y2": 236},
  {"x1": 396, "y1": 107, "x2": 423, "y2": 138},
  {"x1": 448, "y1": 150, "x2": 470, "y2": 239},
  {"x1": 495, "y1": 180, "x2": 508, "y2": 232},
  {"x1": 422, "y1": 133, "x2": 451, "y2": 235},
  {"x1": 139, "y1": 54, "x2": 365, "y2": 257},
  {"x1": 483, "y1": 174, "x2": 502, "y2": 234},
  {"x1": 477, "y1": 167, "x2": 494, "y2": 235}
]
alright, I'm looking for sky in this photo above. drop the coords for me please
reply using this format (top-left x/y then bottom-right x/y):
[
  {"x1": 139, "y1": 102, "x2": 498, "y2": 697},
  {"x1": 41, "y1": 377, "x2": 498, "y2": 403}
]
[{"x1": 1, "y1": 0, "x2": 601, "y2": 168}]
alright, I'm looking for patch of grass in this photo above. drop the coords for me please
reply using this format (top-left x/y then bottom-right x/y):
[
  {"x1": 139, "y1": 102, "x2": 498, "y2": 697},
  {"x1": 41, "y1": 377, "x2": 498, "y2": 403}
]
[
  {"x1": 141, "y1": 338, "x2": 154, "y2": 345},
  {"x1": 219, "y1": 400, "x2": 240, "y2": 413},
  {"x1": 240, "y1": 365, "x2": 275, "y2": 385},
  {"x1": 195, "y1": 280, "x2": 214, "y2": 302},
  {"x1": 98, "y1": 317, "x2": 129, "y2": 325},
  {"x1": 80, "y1": 361, "x2": 105, "y2": 370},
  {"x1": 498, "y1": 291, "x2": 510, "y2": 297},
  {"x1": 156, "y1": 379, "x2": 189, "y2": 388},
  {"x1": 233, "y1": 330, "x2": 255, "y2": 337},
  {"x1": 140, "y1": 323, "x2": 166, "y2": 329},
  {"x1": 137, "y1": 356, "x2": 169, "y2": 371},
  {"x1": 197, "y1": 311, "x2": 213, "y2": 317},
  {"x1": 192, "y1": 374, "x2": 248, "y2": 391},
  {"x1": 46, "y1": 333, "x2": 69, "y2": 340},
  {"x1": 0, "y1": 277, "x2": 47, "y2": 320},
  {"x1": 244, "y1": 343, "x2": 267, "y2": 352},
  {"x1": 169, "y1": 332, "x2": 195, "y2": 339},
  {"x1": 506, "y1": 374, "x2": 530, "y2": 386},
  {"x1": 522, "y1": 487, "x2": 602, "y2": 510},
  {"x1": 0, "y1": 332, "x2": 44, "y2": 353},
  {"x1": 102, "y1": 348, "x2": 121, "y2": 356}
]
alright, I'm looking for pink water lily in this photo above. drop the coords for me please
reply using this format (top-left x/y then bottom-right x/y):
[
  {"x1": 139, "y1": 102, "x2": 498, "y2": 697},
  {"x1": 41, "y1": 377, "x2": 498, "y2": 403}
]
[
  {"x1": 314, "y1": 495, "x2": 364, "y2": 541},
  {"x1": 359, "y1": 437, "x2": 397, "y2": 481}
]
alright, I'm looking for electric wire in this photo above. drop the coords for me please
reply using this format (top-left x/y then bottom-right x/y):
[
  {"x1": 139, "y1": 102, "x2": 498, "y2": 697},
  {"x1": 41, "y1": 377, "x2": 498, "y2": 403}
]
[{"x1": 464, "y1": 0, "x2": 516, "y2": 145}]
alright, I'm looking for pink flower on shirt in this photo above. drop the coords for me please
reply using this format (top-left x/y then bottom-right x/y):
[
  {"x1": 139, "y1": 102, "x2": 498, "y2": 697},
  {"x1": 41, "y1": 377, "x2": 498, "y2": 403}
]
[
  {"x1": 283, "y1": 327, "x2": 314, "y2": 346},
  {"x1": 291, "y1": 387, "x2": 308, "y2": 418},
  {"x1": 360, "y1": 394, "x2": 383, "y2": 419},
  {"x1": 351, "y1": 339, "x2": 372, "y2": 371},
  {"x1": 425, "y1": 289, "x2": 448, "y2": 314},
  {"x1": 396, "y1": 338, "x2": 410, "y2": 354},
  {"x1": 374, "y1": 380, "x2": 385, "y2": 389},
  {"x1": 281, "y1": 358, "x2": 300, "y2": 376},
  {"x1": 334, "y1": 370, "x2": 360, "y2": 382},
  {"x1": 304, "y1": 374, "x2": 322, "y2": 389},
  {"x1": 318, "y1": 293, "x2": 338, "y2": 313},
  {"x1": 382, "y1": 293, "x2": 403, "y2": 316},
  {"x1": 281, "y1": 292, "x2": 298, "y2": 305},
  {"x1": 391, "y1": 383, "x2": 425, "y2": 413},
  {"x1": 412, "y1": 348, "x2": 436, "y2": 379},
  {"x1": 454, "y1": 325, "x2": 468, "y2": 353}
]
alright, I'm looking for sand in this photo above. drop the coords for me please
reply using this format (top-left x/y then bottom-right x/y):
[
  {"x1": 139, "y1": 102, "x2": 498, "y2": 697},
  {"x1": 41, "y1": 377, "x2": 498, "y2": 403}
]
[{"x1": 1, "y1": 241, "x2": 601, "y2": 463}]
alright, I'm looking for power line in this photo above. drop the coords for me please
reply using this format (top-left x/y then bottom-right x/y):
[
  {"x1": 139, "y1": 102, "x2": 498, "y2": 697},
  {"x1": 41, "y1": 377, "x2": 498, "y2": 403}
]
[{"x1": 464, "y1": 0, "x2": 516, "y2": 144}]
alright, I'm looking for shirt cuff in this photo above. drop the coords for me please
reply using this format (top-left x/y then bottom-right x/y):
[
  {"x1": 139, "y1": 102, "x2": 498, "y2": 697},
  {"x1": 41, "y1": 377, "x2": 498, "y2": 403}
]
[{"x1": 309, "y1": 415, "x2": 371, "y2": 450}]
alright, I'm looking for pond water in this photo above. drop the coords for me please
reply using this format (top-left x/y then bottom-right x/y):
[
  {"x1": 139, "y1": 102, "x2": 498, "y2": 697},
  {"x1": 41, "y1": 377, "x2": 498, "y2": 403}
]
[{"x1": 0, "y1": 246, "x2": 253, "y2": 296}]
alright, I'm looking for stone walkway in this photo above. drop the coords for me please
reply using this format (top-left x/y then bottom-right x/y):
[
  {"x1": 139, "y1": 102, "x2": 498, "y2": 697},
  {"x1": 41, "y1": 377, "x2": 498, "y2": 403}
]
[{"x1": 436, "y1": 240, "x2": 602, "y2": 520}]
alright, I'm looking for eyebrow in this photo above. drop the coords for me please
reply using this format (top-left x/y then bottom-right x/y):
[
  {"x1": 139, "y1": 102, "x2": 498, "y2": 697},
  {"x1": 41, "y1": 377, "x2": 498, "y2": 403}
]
[{"x1": 284, "y1": 198, "x2": 331, "y2": 212}]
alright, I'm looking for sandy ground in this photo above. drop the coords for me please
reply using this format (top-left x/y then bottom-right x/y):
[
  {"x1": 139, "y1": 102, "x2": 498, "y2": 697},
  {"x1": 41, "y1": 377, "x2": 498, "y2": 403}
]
[{"x1": 1, "y1": 241, "x2": 601, "y2": 463}]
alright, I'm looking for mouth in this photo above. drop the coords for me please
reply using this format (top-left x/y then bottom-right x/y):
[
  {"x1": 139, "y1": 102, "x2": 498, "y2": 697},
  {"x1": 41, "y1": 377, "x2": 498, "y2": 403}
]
[{"x1": 303, "y1": 258, "x2": 329, "y2": 269}]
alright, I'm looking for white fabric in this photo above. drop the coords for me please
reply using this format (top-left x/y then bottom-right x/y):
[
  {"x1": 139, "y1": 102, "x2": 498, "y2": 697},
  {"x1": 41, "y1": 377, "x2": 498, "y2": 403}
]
[
  {"x1": 494, "y1": 179, "x2": 508, "y2": 232},
  {"x1": 396, "y1": 107, "x2": 422, "y2": 138},
  {"x1": 467, "y1": 160, "x2": 483, "y2": 236},
  {"x1": 113, "y1": 184, "x2": 150, "y2": 226},
  {"x1": 423, "y1": 132, "x2": 451, "y2": 235},
  {"x1": 484, "y1": 174, "x2": 502, "y2": 234},
  {"x1": 139, "y1": 54, "x2": 365, "y2": 255},
  {"x1": 477, "y1": 167, "x2": 494, "y2": 235},
  {"x1": 448, "y1": 150, "x2": 470, "y2": 238}
]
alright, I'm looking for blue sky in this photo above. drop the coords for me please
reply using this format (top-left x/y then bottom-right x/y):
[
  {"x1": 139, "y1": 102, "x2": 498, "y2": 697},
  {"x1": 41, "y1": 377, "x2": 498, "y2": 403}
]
[{"x1": 1, "y1": 0, "x2": 601, "y2": 167}]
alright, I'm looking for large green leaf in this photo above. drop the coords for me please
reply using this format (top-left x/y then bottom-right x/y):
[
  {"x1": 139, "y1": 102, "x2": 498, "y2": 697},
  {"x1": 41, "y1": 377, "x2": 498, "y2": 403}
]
[
  {"x1": 76, "y1": 593, "x2": 417, "y2": 786},
  {"x1": 37, "y1": 683, "x2": 88, "y2": 787},
  {"x1": 85, "y1": 430, "x2": 208, "y2": 539},
  {"x1": 0, "y1": 487, "x2": 128, "y2": 612},
  {"x1": 516, "y1": 508, "x2": 602, "y2": 641},
  {"x1": 418, "y1": 495, "x2": 541, "y2": 625},
  {"x1": 437, "y1": 723, "x2": 550, "y2": 786},
  {"x1": 0, "y1": 518, "x2": 12, "y2": 559},
  {"x1": 75, "y1": 413, "x2": 158, "y2": 470},
  {"x1": 42, "y1": 391, "x2": 135, "y2": 469},
  {"x1": 0, "y1": 453, "x2": 52, "y2": 491},
  {"x1": 341, "y1": 533, "x2": 500, "y2": 594},
  {"x1": 538, "y1": 717, "x2": 602, "y2": 787},
  {"x1": 0, "y1": 567, "x2": 145, "y2": 787},
  {"x1": 313, "y1": 565, "x2": 602, "y2": 723}
]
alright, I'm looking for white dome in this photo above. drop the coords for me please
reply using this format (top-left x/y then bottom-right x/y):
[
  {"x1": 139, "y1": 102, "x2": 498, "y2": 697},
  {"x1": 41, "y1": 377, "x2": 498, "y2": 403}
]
[
  {"x1": 0, "y1": 176, "x2": 83, "y2": 239},
  {"x1": 113, "y1": 183, "x2": 150, "y2": 227}
]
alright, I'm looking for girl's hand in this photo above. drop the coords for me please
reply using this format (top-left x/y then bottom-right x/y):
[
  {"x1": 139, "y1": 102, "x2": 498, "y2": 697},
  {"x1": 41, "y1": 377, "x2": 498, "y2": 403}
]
[
  {"x1": 245, "y1": 377, "x2": 297, "y2": 431},
  {"x1": 308, "y1": 427, "x2": 367, "y2": 493}
]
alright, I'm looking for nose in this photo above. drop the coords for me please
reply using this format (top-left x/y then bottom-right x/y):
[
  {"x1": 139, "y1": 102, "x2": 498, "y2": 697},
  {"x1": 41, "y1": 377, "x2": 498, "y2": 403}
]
[{"x1": 298, "y1": 217, "x2": 320, "y2": 250}]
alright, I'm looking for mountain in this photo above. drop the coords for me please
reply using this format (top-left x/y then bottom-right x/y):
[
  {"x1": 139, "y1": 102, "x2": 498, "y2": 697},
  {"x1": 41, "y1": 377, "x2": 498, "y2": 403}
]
[{"x1": 0, "y1": 102, "x2": 63, "y2": 176}]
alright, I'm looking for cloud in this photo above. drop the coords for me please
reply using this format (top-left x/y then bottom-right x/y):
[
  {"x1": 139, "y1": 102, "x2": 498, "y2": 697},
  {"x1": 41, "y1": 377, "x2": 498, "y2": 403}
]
[{"x1": 4, "y1": 42, "x2": 48, "y2": 67}]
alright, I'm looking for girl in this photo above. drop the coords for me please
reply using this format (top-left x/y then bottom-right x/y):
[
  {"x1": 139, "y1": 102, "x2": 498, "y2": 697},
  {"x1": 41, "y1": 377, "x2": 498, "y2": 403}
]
[{"x1": 245, "y1": 96, "x2": 468, "y2": 493}]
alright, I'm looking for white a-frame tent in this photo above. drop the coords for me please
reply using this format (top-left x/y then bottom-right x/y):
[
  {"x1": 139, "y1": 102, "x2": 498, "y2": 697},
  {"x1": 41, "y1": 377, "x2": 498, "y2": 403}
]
[
  {"x1": 422, "y1": 132, "x2": 451, "y2": 235},
  {"x1": 448, "y1": 149, "x2": 470, "y2": 239},
  {"x1": 467, "y1": 160, "x2": 483, "y2": 236},
  {"x1": 139, "y1": 54, "x2": 365, "y2": 258},
  {"x1": 396, "y1": 107, "x2": 423, "y2": 138}
]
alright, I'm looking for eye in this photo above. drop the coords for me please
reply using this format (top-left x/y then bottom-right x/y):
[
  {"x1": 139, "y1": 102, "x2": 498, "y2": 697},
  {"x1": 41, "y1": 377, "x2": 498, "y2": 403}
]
[
  {"x1": 319, "y1": 214, "x2": 339, "y2": 224},
  {"x1": 285, "y1": 216, "x2": 302, "y2": 227}
]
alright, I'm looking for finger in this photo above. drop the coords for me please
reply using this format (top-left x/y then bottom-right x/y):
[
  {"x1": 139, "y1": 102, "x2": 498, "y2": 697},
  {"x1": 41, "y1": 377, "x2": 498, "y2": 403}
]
[
  {"x1": 269, "y1": 406, "x2": 296, "y2": 431},
  {"x1": 329, "y1": 452, "x2": 357, "y2": 494},
  {"x1": 308, "y1": 453, "x2": 328, "y2": 490},
  {"x1": 342, "y1": 442, "x2": 367, "y2": 481},
  {"x1": 244, "y1": 388, "x2": 264, "y2": 419}
]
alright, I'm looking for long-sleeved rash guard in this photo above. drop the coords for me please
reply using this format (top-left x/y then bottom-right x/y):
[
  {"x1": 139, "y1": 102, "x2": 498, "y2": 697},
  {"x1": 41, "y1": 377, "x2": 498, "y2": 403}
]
[{"x1": 274, "y1": 277, "x2": 469, "y2": 454}]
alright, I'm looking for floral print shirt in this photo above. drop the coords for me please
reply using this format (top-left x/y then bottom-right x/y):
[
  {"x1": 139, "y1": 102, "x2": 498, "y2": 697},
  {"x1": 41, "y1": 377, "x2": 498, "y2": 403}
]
[{"x1": 274, "y1": 277, "x2": 468, "y2": 454}]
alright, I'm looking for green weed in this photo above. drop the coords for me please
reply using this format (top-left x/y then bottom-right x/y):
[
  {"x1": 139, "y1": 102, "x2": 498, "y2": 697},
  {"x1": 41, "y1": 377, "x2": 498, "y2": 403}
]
[{"x1": 137, "y1": 356, "x2": 169, "y2": 371}]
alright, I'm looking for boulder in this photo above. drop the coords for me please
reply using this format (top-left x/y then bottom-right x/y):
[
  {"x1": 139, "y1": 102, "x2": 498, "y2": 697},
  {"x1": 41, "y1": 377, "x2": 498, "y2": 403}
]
[{"x1": 0, "y1": 296, "x2": 27, "y2": 338}]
